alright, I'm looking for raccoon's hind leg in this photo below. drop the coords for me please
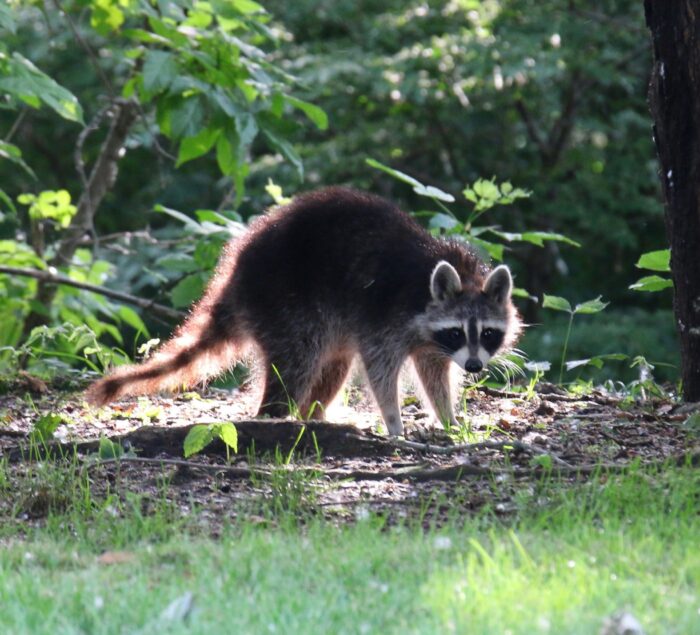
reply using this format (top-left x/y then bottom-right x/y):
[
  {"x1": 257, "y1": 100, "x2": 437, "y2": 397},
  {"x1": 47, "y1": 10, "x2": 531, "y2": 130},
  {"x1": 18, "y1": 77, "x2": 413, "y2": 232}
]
[
  {"x1": 303, "y1": 354, "x2": 353, "y2": 419},
  {"x1": 360, "y1": 344, "x2": 405, "y2": 436},
  {"x1": 412, "y1": 349, "x2": 458, "y2": 429},
  {"x1": 256, "y1": 342, "x2": 321, "y2": 419}
]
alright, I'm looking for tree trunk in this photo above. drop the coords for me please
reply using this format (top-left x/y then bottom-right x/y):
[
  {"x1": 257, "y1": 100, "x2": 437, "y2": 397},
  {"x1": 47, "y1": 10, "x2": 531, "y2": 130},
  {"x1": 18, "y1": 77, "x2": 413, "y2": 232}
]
[{"x1": 644, "y1": 1, "x2": 700, "y2": 401}]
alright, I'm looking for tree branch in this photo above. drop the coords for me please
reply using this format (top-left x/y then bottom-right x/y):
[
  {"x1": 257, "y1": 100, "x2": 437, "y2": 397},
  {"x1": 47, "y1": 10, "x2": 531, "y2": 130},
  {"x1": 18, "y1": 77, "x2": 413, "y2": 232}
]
[
  {"x1": 54, "y1": 99, "x2": 139, "y2": 267},
  {"x1": 0, "y1": 265, "x2": 183, "y2": 321},
  {"x1": 22, "y1": 98, "x2": 139, "y2": 336}
]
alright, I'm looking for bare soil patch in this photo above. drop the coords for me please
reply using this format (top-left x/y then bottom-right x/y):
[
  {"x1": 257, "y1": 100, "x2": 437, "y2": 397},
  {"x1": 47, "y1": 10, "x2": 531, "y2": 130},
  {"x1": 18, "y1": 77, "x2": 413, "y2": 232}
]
[{"x1": 1, "y1": 382, "x2": 697, "y2": 529}]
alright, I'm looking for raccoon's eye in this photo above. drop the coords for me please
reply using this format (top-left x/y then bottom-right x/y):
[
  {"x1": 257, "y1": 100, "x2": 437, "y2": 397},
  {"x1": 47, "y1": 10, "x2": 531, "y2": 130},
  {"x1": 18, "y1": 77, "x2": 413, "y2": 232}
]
[
  {"x1": 447, "y1": 328, "x2": 462, "y2": 342},
  {"x1": 480, "y1": 328, "x2": 504, "y2": 351},
  {"x1": 433, "y1": 327, "x2": 466, "y2": 352}
]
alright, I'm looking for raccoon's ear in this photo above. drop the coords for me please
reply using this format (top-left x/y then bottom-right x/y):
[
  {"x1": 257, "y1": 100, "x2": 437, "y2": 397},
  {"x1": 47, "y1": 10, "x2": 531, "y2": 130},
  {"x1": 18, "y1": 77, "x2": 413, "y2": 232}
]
[
  {"x1": 483, "y1": 265, "x2": 513, "y2": 305},
  {"x1": 430, "y1": 261, "x2": 462, "y2": 301}
]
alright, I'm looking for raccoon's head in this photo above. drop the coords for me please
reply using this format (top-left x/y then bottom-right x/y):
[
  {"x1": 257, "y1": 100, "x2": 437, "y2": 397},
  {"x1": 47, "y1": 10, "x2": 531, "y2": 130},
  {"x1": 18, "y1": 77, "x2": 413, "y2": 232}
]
[{"x1": 424, "y1": 260, "x2": 520, "y2": 373}]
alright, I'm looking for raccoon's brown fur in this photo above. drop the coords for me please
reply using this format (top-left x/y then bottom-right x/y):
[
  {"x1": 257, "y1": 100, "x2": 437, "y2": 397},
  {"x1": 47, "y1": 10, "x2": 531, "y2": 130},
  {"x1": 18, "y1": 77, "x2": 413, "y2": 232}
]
[{"x1": 86, "y1": 187, "x2": 521, "y2": 435}]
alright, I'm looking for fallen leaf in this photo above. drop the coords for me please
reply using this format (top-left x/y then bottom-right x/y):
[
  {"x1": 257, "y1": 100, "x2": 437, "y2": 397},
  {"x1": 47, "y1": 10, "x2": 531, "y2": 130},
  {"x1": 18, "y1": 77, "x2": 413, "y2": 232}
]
[{"x1": 97, "y1": 551, "x2": 135, "y2": 565}]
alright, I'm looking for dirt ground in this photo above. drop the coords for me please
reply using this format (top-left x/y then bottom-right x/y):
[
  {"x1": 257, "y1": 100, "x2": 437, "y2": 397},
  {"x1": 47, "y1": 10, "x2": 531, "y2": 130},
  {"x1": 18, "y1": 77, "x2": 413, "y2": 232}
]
[{"x1": 1, "y1": 378, "x2": 698, "y2": 529}]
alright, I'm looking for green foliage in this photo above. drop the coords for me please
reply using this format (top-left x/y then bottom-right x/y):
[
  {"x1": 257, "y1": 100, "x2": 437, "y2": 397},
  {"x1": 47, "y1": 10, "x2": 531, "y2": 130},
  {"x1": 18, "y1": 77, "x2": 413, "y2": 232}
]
[
  {"x1": 0, "y1": 323, "x2": 128, "y2": 379},
  {"x1": 520, "y1": 308, "x2": 679, "y2": 384},
  {"x1": 183, "y1": 422, "x2": 238, "y2": 459},
  {"x1": 17, "y1": 189, "x2": 77, "y2": 228},
  {"x1": 0, "y1": 1, "x2": 677, "y2": 390},
  {"x1": 367, "y1": 157, "x2": 570, "y2": 271},
  {"x1": 29, "y1": 412, "x2": 67, "y2": 445},
  {"x1": 0, "y1": 49, "x2": 83, "y2": 123},
  {"x1": 630, "y1": 248, "x2": 672, "y2": 292}
]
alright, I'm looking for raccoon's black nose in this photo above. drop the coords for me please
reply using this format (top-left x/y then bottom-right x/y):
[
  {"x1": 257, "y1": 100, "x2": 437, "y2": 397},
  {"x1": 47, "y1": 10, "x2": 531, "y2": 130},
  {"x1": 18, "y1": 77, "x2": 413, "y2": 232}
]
[{"x1": 464, "y1": 359, "x2": 483, "y2": 373}]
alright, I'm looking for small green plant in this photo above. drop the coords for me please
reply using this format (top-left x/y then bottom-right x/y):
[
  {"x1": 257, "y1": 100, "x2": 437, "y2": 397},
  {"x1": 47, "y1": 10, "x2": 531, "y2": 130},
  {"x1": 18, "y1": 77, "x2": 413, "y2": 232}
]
[
  {"x1": 522, "y1": 361, "x2": 550, "y2": 398},
  {"x1": 183, "y1": 422, "x2": 238, "y2": 462},
  {"x1": 542, "y1": 295, "x2": 609, "y2": 384},
  {"x1": 29, "y1": 412, "x2": 70, "y2": 446}
]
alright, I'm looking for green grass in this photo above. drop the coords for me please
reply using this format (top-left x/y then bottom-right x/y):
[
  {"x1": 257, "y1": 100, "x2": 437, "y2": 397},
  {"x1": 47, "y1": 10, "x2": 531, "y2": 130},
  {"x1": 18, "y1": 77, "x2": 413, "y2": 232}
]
[{"x1": 0, "y1": 466, "x2": 698, "y2": 634}]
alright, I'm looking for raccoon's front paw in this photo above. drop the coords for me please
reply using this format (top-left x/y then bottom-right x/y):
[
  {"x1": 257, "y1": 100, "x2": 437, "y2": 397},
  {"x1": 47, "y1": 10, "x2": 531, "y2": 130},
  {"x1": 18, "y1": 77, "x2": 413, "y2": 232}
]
[{"x1": 385, "y1": 413, "x2": 404, "y2": 437}]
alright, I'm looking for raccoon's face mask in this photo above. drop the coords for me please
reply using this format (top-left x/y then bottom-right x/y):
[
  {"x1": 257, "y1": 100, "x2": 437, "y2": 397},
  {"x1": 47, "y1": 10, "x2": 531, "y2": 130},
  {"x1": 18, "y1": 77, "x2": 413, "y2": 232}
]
[{"x1": 428, "y1": 261, "x2": 514, "y2": 373}]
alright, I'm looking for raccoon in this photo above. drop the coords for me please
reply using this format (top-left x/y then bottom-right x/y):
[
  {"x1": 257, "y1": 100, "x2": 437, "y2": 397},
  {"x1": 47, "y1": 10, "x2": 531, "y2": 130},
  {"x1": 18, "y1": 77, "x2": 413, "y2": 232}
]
[{"x1": 86, "y1": 187, "x2": 521, "y2": 436}]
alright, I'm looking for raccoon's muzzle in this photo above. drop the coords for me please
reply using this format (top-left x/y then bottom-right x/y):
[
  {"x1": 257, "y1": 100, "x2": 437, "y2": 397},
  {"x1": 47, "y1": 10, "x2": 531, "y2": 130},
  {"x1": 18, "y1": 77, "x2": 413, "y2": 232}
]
[{"x1": 464, "y1": 358, "x2": 483, "y2": 373}]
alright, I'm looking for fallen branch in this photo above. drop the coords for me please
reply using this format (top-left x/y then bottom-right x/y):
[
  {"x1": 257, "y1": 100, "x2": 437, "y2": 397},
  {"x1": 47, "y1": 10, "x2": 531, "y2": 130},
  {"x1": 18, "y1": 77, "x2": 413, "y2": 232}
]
[
  {"x1": 0, "y1": 265, "x2": 183, "y2": 321},
  {"x1": 394, "y1": 437, "x2": 531, "y2": 456},
  {"x1": 81, "y1": 451, "x2": 700, "y2": 483}
]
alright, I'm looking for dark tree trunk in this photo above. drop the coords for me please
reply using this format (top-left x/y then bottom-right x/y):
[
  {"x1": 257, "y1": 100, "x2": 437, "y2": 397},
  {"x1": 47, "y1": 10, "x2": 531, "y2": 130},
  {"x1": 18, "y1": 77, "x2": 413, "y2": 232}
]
[{"x1": 644, "y1": 1, "x2": 700, "y2": 401}]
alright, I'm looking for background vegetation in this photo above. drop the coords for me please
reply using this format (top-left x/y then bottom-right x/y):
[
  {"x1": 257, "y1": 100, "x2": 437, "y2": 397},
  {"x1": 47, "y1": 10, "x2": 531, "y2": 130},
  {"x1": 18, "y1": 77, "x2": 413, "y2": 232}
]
[{"x1": 0, "y1": 0, "x2": 676, "y2": 385}]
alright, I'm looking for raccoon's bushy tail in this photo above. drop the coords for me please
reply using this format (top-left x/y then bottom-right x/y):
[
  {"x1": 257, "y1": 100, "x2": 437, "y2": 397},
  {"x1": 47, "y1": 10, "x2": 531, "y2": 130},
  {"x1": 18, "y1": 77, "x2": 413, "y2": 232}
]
[
  {"x1": 85, "y1": 311, "x2": 241, "y2": 407},
  {"x1": 86, "y1": 244, "x2": 243, "y2": 407}
]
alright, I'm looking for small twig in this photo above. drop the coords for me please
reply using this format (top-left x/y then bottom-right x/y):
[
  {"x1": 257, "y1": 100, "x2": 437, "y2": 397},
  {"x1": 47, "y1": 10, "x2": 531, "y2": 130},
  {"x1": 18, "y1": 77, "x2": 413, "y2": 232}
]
[
  {"x1": 74, "y1": 103, "x2": 110, "y2": 193},
  {"x1": 0, "y1": 265, "x2": 183, "y2": 321},
  {"x1": 4, "y1": 108, "x2": 27, "y2": 144}
]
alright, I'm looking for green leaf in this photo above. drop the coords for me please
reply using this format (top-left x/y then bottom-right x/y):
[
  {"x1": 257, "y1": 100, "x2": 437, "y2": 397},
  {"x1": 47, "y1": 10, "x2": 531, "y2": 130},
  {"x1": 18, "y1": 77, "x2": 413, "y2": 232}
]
[
  {"x1": 530, "y1": 454, "x2": 553, "y2": 471},
  {"x1": 117, "y1": 306, "x2": 149, "y2": 336},
  {"x1": 98, "y1": 437, "x2": 124, "y2": 459},
  {"x1": 18, "y1": 189, "x2": 77, "y2": 227},
  {"x1": 365, "y1": 158, "x2": 421, "y2": 188},
  {"x1": 472, "y1": 179, "x2": 500, "y2": 200},
  {"x1": 176, "y1": 127, "x2": 220, "y2": 167},
  {"x1": 30, "y1": 413, "x2": 65, "y2": 444},
  {"x1": 629, "y1": 275, "x2": 673, "y2": 292},
  {"x1": 636, "y1": 249, "x2": 671, "y2": 272},
  {"x1": 235, "y1": 112, "x2": 258, "y2": 148},
  {"x1": 232, "y1": 0, "x2": 265, "y2": 14},
  {"x1": 90, "y1": 0, "x2": 126, "y2": 33},
  {"x1": 413, "y1": 184, "x2": 455, "y2": 203},
  {"x1": 428, "y1": 213, "x2": 460, "y2": 231},
  {"x1": 183, "y1": 424, "x2": 215, "y2": 458},
  {"x1": 215, "y1": 422, "x2": 238, "y2": 453},
  {"x1": 542, "y1": 294, "x2": 572, "y2": 313},
  {"x1": 0, "y1": 141, "x2": 36, "y2": 179},
  {"x1": 154, "y1": 204, "x2": 203, "y2": 231},
  {"x1": 0, "y1": 188, "x2": 17, "y2": 215},
  {"x1": 565, "y1": 358, "x2": 602, "y2": 371},
  {"x1": 573, "y1": 297, "x2": 608, "y2": 315},
  {"x1": 511, "y1": 286, "x2": 537, "y2": 301},
  {"x1": 263, "y1": 129, "x2": 303, "y2": 179},
  {"x1": 0, "y1": 53, "x2": 83, "y2": 123},
  {"x1": 169, "y1": 97, "x2": 204, "y2": 139},
  {"x1": 524, "y1": 361, "x2": 551, "y2": 373},
  {"x1": 171, "y1": 273, "x2": 207, "y2": 308},
  {"x1": 521, "y1": 231, "x2": 580, "y2": 248},
  {"x1": 216, "y1": 133, "x2": 237, "y2": 176},
  {"x1": 0, "y1": 4, "x2": 17, "y2": 33},
  {"x1": 565, "y1": 353, "x2": 627, "y2": 372},
  {"x1": 142, "y1": 50, "x2": 178, "y2": 95},
  {"x1": 469, "y1": 237, "x2": 504, "y2": 261},
  {"x1": 285, "y1": 96, "x2": 328, "y2": 130}
]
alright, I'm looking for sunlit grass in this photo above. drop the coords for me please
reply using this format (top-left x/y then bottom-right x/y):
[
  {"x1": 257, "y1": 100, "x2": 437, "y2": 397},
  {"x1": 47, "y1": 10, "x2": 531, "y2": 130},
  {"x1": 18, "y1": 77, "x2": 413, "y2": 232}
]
[{"x1": 0, "y1": 465, "x2": 697, "y2": 634}]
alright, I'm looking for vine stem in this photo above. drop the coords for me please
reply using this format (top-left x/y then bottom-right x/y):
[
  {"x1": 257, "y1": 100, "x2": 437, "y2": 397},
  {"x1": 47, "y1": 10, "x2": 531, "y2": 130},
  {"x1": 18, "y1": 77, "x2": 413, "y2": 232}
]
[{"x1": 558, "y1": 312, "x2": 575, "y2": 384}]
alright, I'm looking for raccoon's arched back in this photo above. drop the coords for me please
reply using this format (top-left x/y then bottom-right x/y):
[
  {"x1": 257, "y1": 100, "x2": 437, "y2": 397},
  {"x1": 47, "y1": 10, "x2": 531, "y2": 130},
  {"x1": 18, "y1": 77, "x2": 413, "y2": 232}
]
[{"x1": 229, "y1": 187, "x2": 489, "y2": 326}]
